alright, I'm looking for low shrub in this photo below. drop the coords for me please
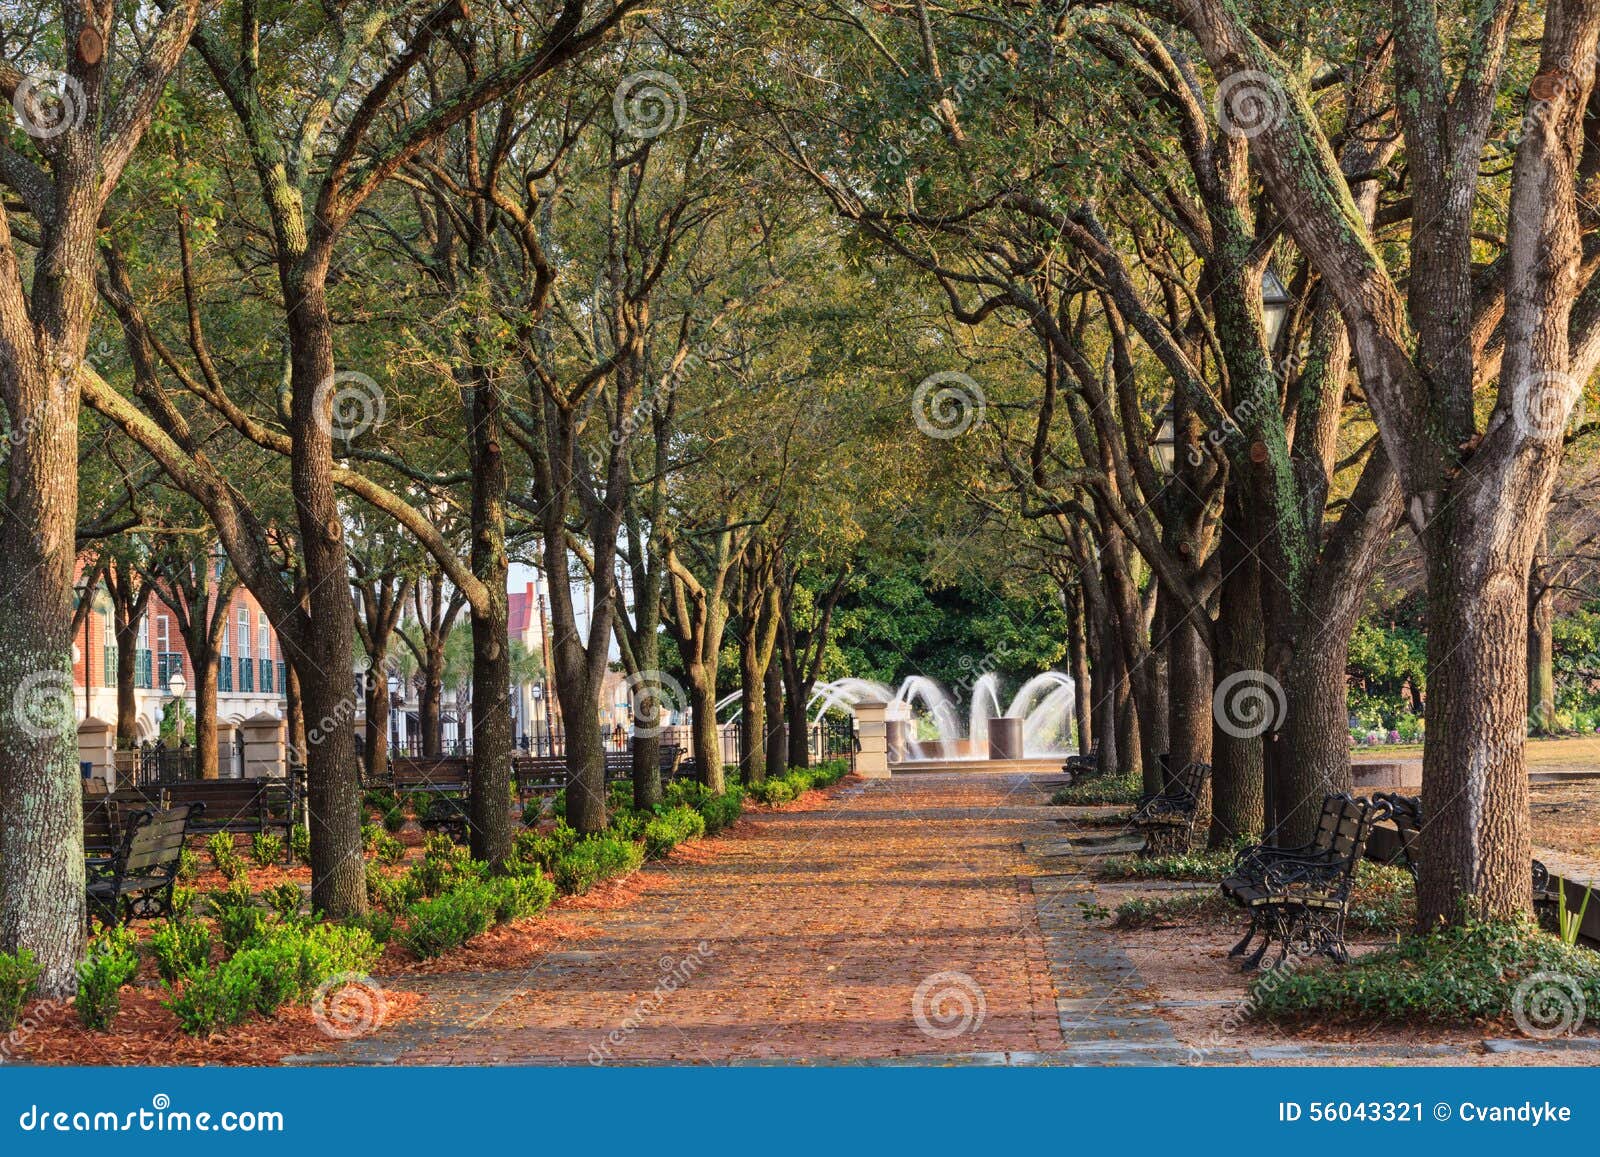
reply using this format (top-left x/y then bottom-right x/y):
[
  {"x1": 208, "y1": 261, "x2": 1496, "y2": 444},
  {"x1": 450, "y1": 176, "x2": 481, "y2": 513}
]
[
  {"x1": 206, "y1": 832, "x2": 246, "y2": 882},
  {"x1": 487, "y1": 869, "x2": 556, "y2": 922},
  {"x1": 521, "y1": 798, "x2": 546, "y2": 827},
  {"x1": 263, "y1": 881, "x2": 304, "y2": 922},
  {"x1": 0, "y1": 948, "x2": 41, "y2": 1031},
  {"x1": 251, "y1": 831, "x2": 284, "y2": 867},
  {"x1": 398, "y1": 884, "x2": 496, "y2": 958},
  {"x1": 642, "y1": 805, "x2": 705, "y2": 860},
  {"x1": 290, "y1": 824, "x2": 311, "y2": 866},
  {"x1": 549, "y1": 834, "x2": 644, "y2": 895},
  {"x1": 1051, "y1": 774, "x2": 1140, "y2": 806},
  {"x1": 371, "y1": 830, "x2": 407, "y2": 867},
  {"x1": 360, "y1": 823, "x2": 382, "y2": 853},
  {"x1": 1113, "y1": 890, "x2": 1232, "y2": 929},
  {"x1": 409, "y1": 835, "x2": 485, "y2": 898},
  {"x1": 74, "y1": 926, "x2": 141, "y2": 1030},
  {"x1": 366, "y1": 864, "x2": 421, "y2": 911},
  {"x1": 207, "y1": 881, "x2": 267, "y2": 953},
  {"x1": 163, "y1": 961, "x2": 256, "y2": 1035},
  {"x1": 1252, "y1": 916, "x2": 1600, "y2": 1027},
  {"x1": 747, "y1": 779, "x2": 795, "y2": 805},
  {"x1": 176, "y1": 846, "x2": 201, "y2": 883},
  {"x1": 170, "y1": 886, "x2": 197, "y2": 920},
  {"x1": 1098, "y1": 847, "x2": 1239, "y2": 882},
  {"x1": 149, "y1": 919, "x2": 213, "y2": 984}
]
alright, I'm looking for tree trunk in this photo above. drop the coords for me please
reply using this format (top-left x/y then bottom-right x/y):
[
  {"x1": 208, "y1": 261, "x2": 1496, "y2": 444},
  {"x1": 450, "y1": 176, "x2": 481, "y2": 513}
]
[
  {"x1": 764, "y1": 662, "x2": 787, "y2": 779},
  {"x1": 1528, "y1": 574, "x2": 1556, "y2": 735},
  {"x1": 1067, "y1": 590, "x2": 1093, "y2": 756},
  {"x1": 738, "y1": 629, "x2": 767, "y2": 785},
  {"x1": 286, "y1": 661, "x2": 308, "y2": 762},
  {"x1": 1167, "y1": 610, "x2": 1214, "y2": 776},
  {"x1": 561, "y1": 688, "x2": 607, "y2": 832},
  {"x1": 1209, "y1": 492, "x2": 1265, "y2": 846},
  {"x1": 114, "y1": 615, "x2": 140, "y2": 746},
  {"x1": 687, "y1": 672, "x2": 724, "y2": 791},
  {"x1": 1416, "y1": 531, "x2": 1537, "y2": 926},
  {"x1": 421, "y1": 647, "x2": 444, "y2": 757},
  {"x1": 365, "y1": 653, "x2": 390, "y2": 780},
  {"x1": 469, "y1": 598, "x2": 513, "y2": 863},
  {"x1": 783, "y1": 655, "x2": 811, "y2": 769},
  {"x1": 194, "y1": 656, "x2": 219, "y2": 780},
  {"x1": 284, "y1": 271, "x2": 364, "y2": 919}
]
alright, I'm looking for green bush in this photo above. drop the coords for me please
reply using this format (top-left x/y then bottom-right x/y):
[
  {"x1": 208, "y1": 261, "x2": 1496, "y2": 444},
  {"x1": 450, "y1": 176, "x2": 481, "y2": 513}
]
[
  {"x1": 176, "y1": 845, "x2": 201, "y2": 883},
  {"x1": 170, "y1": 886, "x2": 197, "y2": 921},
  {"x1": 399, "y1": 884, "x2": 496, "y2": 958},
  {"x1": 206, "y1": 832, "x2": 246, "y2": 882},
  {"x1": 409, "y1": 835, "x2": 485, "y2": 898},
  {"x1": 642, "y1": 805, "x2": 705, "y2": 860},
  {"x1": 74, "y1": 926, "x2": 141, "y2": 1031},
  {"x1": 149, "y1": 919, "x2": 213, "y2": 984},
  {"x1": 551, "y1": 834, "x2": 644, "y2": 895},
  {"x1": 0, "y1": 948, "x2": 41, "y2": 1031},
  {"x1": 1051, "y1": 774, "x2": 1140, "y2": 806},
  {"x1": 1252, "y1": 916, "x2": 1600, "y2": 1026},
  {"x1": 521, "y1": 798, "x2": 546, "y2": 827},
  {"x1": 164, "y1": 922, "x2": 382, "y2": 1035},
  {"x1": 366, "y1": 863, "x2": 421, "y2": 911},
  {"x1": 251, "y1": 831, "x2": 284, "y2": 867},
  {"x1": 748, "y1": 779, "x2": 796, "y2": 804},
  {"x1": 486, "y1": 869, "x2": 556, "y2": 922},
  {"x1": 263, "y1": 881, "x2": 304, "y2": 922},
  {"x1": 1098, "y1": 847, "x2": 1240, "y2": 882},
  {"x1": 290, "y1": 823, "x2": 312, "y2": 866},
  {"x1": 360, "y1": 822, "x2": 382, "y2": 853},
  {"x1": 207, "y1": 881, "x2": 267, "y2": 953},
  {"x1": 371, "y1": 830, "x2": 407, "y2": 867}
]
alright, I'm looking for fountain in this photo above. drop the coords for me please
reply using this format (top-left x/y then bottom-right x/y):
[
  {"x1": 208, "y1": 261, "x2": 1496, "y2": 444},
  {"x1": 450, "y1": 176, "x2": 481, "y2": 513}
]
[{"x1": 810, "y1": 671, "x2": 1076, "y2": 764}]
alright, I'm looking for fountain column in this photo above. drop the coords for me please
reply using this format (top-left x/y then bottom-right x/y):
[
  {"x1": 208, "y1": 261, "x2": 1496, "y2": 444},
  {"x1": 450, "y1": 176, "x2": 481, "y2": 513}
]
[
  {"x1": 854, "y1": 700, "x2": 892, "y2": 778},
  {"x1": 884, "y1": 719, "x2": 907, "y2": 764},
  {"x1": 988, "y1": 716, "x2": 1024, "y2": 761}
]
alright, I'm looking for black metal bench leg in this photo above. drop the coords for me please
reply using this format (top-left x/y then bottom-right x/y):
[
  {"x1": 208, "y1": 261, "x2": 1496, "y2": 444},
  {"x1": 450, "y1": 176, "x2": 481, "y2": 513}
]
[
  {"x1": 1228, "y1": 912, "x2": 1259, "y2": 958},
  {"x1": 1240, "y1": 916, "x2": 1274, "y2": 972}
]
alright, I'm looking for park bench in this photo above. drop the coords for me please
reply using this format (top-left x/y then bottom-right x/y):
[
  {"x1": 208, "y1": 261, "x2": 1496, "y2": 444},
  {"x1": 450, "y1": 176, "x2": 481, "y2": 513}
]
[
  {"x1": 87, "y1": 804, "x2": 205, "y2": 926},
  {"x1": 110, "y1": 777, "x2": 299, "y2": 858},
  {"x1": 1370, "y1": 791, "x2": 1558, "y2": 910},
  {"x1": 512, "y1": 745, "x2": 685, "y2": 798},
  {"x1": 1131, "y1": 760, "x2": 1209, "y2": 854},
  {"x1": 1222, "y1": 793, "x2": 1388, "y2": 970},
  {"x1": 83, "y1": 796, "x2": 122, "y2": 867},
  {"x1": 1062, "y1": 742, "x2": 1101, "y2": 780}
]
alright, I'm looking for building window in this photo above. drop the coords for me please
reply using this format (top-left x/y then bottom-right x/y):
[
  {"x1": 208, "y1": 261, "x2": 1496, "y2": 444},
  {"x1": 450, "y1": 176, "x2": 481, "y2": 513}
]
[{"x1": 102, "y1": 611, "x2": 116, "y2": 688}]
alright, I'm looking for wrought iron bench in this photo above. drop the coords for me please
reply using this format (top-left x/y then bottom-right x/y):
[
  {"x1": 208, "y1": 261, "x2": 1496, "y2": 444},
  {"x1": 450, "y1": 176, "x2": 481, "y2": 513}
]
[
  {"x1": 1371, "y1": 791, "x2": 1557, "y2": 910},
  {"x1": 122, "y1": 777, "x2": 298, "y2": 860},
  {"x1": 1062, "y1": 742, "x2": 1101, "y2": 780},
  {"x1": 1131, "y1": 760, "x2": 1209, "y2": 855},
  {"x1": 87, "y1": 804, "x2": 205, "y2": 926},
  {"x1": 1220, "y1": 792, "x2": 1389, "y2": 970}
]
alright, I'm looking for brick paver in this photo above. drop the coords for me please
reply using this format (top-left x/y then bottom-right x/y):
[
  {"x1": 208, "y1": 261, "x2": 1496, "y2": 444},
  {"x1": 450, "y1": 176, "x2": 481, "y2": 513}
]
[{"x1": 323, "y1": 772, "x2": 1070, "y2": 1065}]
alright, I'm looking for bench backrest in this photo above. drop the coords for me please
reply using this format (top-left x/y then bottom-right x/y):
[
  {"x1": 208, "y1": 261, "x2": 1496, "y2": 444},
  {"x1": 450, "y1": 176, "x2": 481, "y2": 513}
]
[
  {"x1": 1307, "y1": 793, "x2": 1382, "y2": 861},
  {"x1": 116, "y1": 804, "x2": 202, "y2": 878},
  {"x1": 84, "y1": 797, "x2": 121, "y2": 856},
  {"x1": 1163, "y1": 761, "x2": 1209, "y2": 806},
  {"x1": 392, "y1": 757, "x2": 471, "y2": 790},
  {"x1": 159, "y1": 778, "x2": 293, "y2": 824}
]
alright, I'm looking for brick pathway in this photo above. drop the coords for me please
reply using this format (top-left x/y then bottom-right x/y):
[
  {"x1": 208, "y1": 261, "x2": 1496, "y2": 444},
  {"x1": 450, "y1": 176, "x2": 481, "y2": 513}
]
[{"x1": 313, "y1": 772, "x2": 1071, "y2": 1065}]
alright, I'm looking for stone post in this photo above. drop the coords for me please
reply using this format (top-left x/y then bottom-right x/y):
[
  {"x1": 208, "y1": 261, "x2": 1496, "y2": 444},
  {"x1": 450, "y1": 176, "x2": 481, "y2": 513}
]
[
  {"x1": 216, "y1": 721, "x2": 237, "y2": 780},
  {"x1": 854, "y1": 700, "x2": 892, "y2": 778},
  {"x1": 241, "y1": 712, "x2": 287, "y2": 779},
  {"x1": 77, "y1": 716, "x2": 114, "y2": 793},
  {"x1": 885, "y1": 719, "x2": 907, "y2": 765}
]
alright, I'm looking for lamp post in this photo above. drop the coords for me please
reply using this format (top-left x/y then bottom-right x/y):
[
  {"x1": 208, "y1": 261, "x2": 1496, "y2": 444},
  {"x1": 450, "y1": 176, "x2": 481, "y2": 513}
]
[{"x1": 1261, "y1": 268, "x2": 1292, "y2": 354}]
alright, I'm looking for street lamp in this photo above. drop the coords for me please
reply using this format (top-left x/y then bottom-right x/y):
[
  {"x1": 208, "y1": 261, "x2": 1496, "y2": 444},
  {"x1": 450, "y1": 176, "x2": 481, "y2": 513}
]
[
  {"x1": 1151, "y1": 404, "x2": 1177, "y2": 474},
  {"x1": 167, "y1": 669, "x2": 187, "y2": 701},
  {"x1": 1261, "y1": 268, "x2": 1293, "y2": 353}
]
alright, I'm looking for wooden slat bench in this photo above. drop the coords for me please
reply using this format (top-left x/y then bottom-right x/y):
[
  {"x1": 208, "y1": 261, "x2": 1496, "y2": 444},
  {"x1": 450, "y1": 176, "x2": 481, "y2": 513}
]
[
  {"x1": 1131, "y1": 760, "x2": 1210, "y2": 855},
  {"x1": 1371, "y1": 790, "x2": 1557, "y2": 909},
  {"x1": 116, "y1": 778, "x2": 298, "y2": 859},
  {"x1": 87, "y1": 804, "x2": 204, "y2": 925},
  {"x1": 512, "y1": 745, "x2": 685, "y2": 798},
  {"x1": 1222, "y1": 793, "x2": 1386, "y2": 970}
]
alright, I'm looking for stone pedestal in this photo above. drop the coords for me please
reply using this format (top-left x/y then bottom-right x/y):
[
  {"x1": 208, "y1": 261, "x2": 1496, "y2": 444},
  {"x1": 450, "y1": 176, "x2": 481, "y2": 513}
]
[
  {"x1": 216, "y1": 722, "x2": 238, "y2": 779},
  {"x1": 77, "y1": 716, "x2": 114, "y2": 792},
  {"x1": 988, "y1": 716, "x2": 1024, "y2": 761},
  {"x1": 1352, "y1": 760, "x2": 1422, "y2": 791},
  {"x1": 853, "y1": 701, "x2": 891, "y2": 778},
  {"x1": 241, "y1": 712, "x2": 287, "y2": 779}
]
